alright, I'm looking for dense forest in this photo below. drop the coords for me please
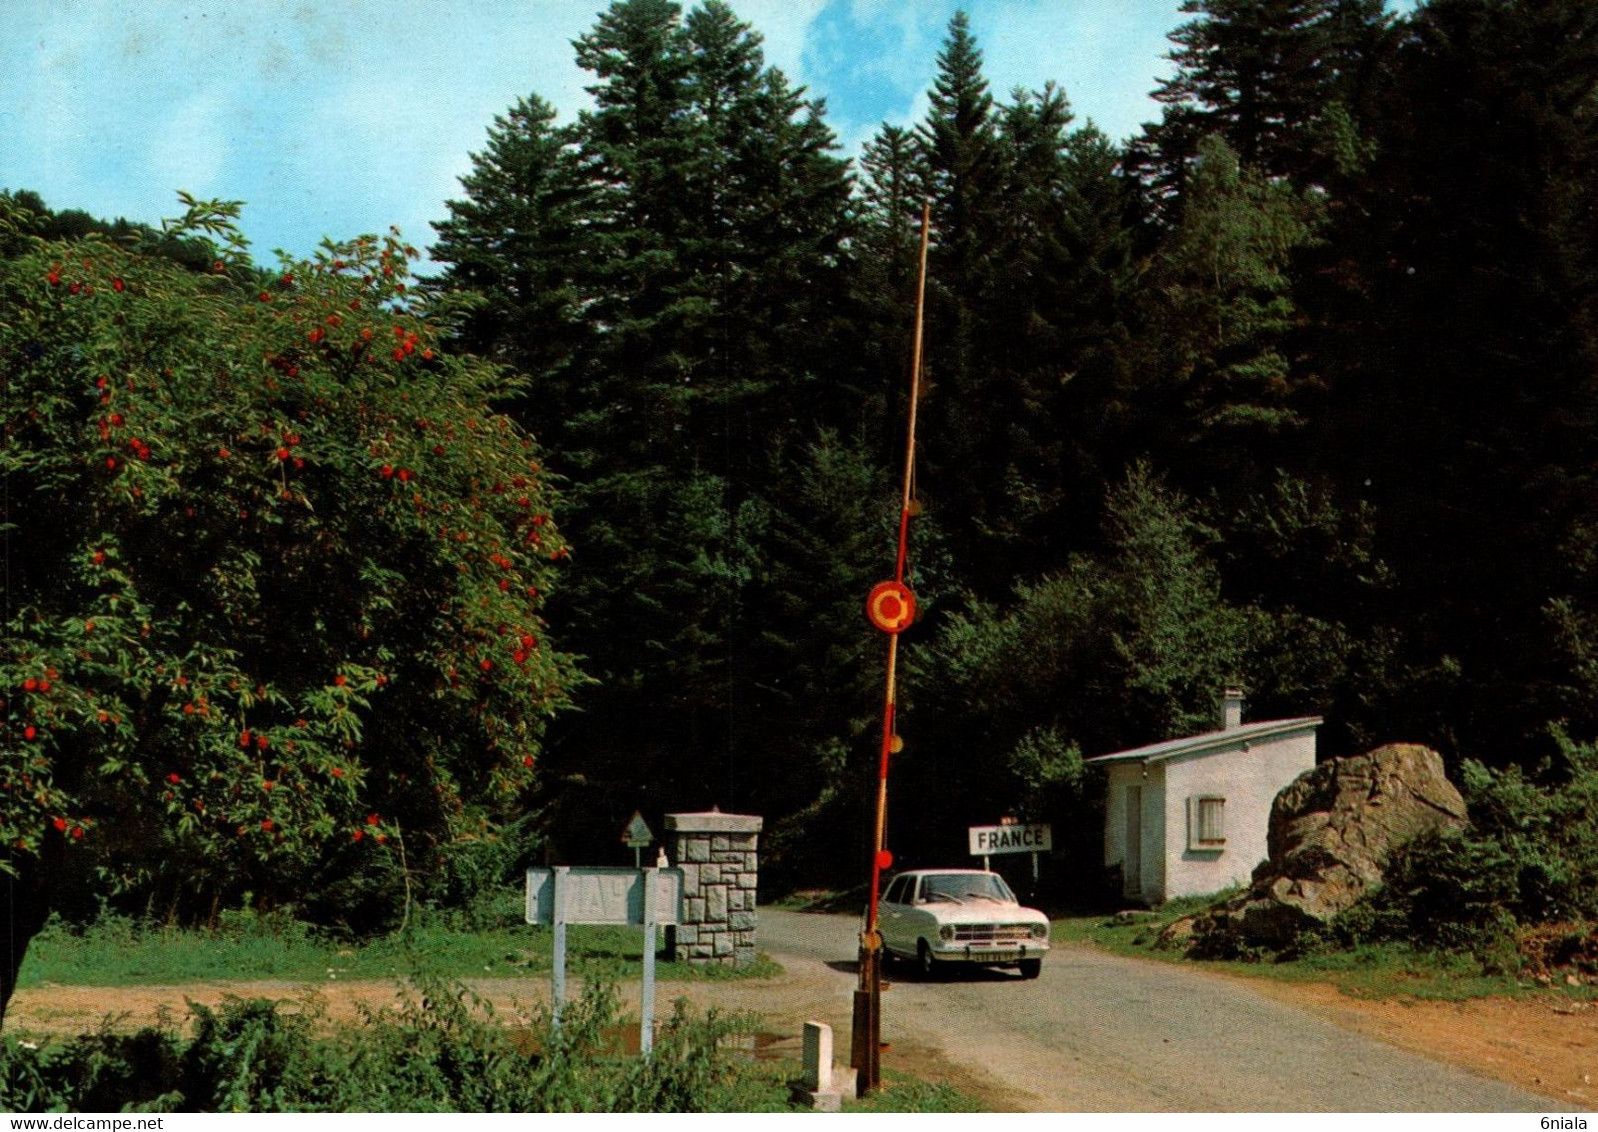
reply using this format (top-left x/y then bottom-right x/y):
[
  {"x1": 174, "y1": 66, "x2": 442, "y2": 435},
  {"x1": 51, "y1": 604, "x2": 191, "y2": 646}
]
[
  {"x1": 424, "y1": 0, "x2": 1598, "y2": 894},
  {"x1": 5, "y1": 0, "x2": 1598, "y2": 930}
]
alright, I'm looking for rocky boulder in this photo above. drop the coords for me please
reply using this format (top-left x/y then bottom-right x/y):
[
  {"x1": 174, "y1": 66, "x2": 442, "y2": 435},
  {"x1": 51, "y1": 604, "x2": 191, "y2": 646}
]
[{"x1": 1193, "y1": 743, "x2": 1468, "y2": 952}]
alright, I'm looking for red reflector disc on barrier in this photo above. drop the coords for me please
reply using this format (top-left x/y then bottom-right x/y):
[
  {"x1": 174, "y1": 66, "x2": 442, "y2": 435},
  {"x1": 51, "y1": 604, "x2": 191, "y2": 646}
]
[{"x1": 866, "y1": 581, "x2": 916, "y2": 633}]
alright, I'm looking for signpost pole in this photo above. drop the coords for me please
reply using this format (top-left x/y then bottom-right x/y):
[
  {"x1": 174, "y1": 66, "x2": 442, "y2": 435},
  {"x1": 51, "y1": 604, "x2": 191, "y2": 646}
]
[
  {"x1": 526, "y1": 864, "x2": 682, "y2": 1055},
  {"x1": 640, "y1": 867, "x2": 657, "y2": 1056},
  {"x1": 551, "y1": 866, "x2": 569, "y2": 1029}
]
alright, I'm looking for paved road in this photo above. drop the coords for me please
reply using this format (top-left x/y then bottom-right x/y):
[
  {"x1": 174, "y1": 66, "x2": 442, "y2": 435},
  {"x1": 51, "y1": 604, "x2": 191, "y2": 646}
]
[{"x1": 751, "y1": 908, "x2": 1553, "y2": 1112}]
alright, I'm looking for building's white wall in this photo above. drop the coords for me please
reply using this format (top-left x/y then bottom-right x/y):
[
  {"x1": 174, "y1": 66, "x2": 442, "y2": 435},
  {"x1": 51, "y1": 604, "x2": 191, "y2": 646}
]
[{"x1": 1160, "y1": 731, "x2": 1317, "y2": 901}]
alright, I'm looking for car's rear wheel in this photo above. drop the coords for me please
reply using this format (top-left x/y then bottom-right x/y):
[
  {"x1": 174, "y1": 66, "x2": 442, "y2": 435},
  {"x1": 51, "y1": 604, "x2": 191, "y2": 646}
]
[
  {"x1": 1018, "y1": 957, "x2": 1042, "y2": 980},
  {"x1": 917, "y1": 940, "x2": 941, "y2": 980}
]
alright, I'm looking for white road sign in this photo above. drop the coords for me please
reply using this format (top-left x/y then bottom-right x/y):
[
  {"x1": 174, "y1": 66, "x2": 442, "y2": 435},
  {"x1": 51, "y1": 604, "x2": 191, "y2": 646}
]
[
  {"x1": 525, "y1": 865, "x2": 683, "y2": 926},
  {"x1": 968, "y1": 823, "x2": 1053, "y2": 856}
]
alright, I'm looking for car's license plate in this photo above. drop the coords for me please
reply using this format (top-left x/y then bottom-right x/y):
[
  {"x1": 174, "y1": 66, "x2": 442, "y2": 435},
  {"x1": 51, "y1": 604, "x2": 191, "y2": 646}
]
[{"x1": 971, "y1": 950, "x2": 1020, "y2": 962}]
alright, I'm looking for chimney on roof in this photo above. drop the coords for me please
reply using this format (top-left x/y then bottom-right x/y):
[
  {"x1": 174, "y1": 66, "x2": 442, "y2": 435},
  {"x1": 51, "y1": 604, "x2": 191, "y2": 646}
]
[{"x1": 1219, "y1": 687, "x2": 1244, "y2": 731}]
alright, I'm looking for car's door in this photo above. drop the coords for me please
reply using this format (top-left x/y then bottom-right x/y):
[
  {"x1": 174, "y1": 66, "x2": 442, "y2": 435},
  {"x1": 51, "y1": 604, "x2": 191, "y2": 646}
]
[
  {"x1": 900, "y1": 874, "x2": 944, "y2": 951},
  {"x1": 878, "y1": 875, "x2": 913, "y2": 956}
]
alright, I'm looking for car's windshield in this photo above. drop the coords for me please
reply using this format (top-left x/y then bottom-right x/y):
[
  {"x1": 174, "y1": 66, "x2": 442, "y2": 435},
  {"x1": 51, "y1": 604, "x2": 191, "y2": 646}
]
[{"x1": 917, "y1": 873, "x2": 1015, "y2": 904}]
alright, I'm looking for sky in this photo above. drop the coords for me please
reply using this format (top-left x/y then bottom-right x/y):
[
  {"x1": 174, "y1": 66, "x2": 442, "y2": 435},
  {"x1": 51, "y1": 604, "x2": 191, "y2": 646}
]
[{"x1": 6, "y1": 1, "x2": 1204, "y2": 267}]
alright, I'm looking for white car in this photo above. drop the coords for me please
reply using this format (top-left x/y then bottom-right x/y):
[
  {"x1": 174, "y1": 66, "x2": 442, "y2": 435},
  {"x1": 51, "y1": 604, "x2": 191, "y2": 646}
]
[{"x1": 877, "y1": 869, "x2": 1050, "y2": 979}]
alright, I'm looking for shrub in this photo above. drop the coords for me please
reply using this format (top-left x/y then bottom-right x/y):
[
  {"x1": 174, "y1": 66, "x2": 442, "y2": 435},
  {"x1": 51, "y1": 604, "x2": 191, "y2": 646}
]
[
  {"x1": 0, "y1": 978, "x2": 786, "y2": 1113},
  {"x1": 0, "y1": 199, "x2": 584, "y2": 958},
  {"x1": 1331, "y1": 731, "x2": 1598, "y2": 964}
]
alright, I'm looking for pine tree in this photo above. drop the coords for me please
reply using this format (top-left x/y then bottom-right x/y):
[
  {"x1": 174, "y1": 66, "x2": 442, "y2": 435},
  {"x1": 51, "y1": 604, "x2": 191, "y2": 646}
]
[
  {"x1": 982, "y1": 89, "x2": 1141, "y2": 567},
  {"x1": 1130, "y1": 0, "x2": 1391, "y2": 206},
  {"x1": 911, "y1": 12, "x2": 1029, "y2": 594},
  {"x1": 1140, "y1": 134, "x2": 1320, "y2": 482},
  {"x1": 918, "y1": 11, "x2": 1005, "y2": 291},
  {"x1": 854, "y1": 124, "x2": 929, "y2": 462},
  {"x1": 430, "y1": 95, "x2": 593, "y2": 422},
  {"x1": 428, "y1": 1, "x2": 861, "y2": 845}
]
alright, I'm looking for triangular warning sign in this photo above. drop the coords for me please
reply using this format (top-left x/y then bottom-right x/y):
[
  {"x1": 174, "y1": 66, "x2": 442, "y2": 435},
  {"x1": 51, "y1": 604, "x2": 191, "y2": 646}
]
[{"x1": 622, "y1": 811, "x2": 654, "y2": 846}]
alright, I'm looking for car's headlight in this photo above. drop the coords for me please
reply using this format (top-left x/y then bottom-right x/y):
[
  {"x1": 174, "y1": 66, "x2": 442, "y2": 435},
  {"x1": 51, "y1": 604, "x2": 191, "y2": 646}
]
[
  {"x1": 939, "y1": 924, "x2": 955, "y2": 942},
  {"x1": 1030, "y1": 923, "x2": 1048, "y2": 940}
]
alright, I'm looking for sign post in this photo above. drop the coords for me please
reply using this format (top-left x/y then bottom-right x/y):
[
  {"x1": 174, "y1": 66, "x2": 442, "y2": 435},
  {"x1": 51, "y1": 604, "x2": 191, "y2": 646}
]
[
  {"x1": 526, "y1": 866, "x2": 683, "y2": 1054},
  {"x1": 623, "y1": 811, "x2": 654, "y2": 870},
  {"x1": 969, "y1": 822, "x2": 1053, "y2": 892}
]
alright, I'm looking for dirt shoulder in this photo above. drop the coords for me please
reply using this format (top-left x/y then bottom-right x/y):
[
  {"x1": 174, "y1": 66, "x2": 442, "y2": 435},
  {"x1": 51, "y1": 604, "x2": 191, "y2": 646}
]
[{"x1": 1222, "y1": 974, "x2": 1596, "y2": 1109}]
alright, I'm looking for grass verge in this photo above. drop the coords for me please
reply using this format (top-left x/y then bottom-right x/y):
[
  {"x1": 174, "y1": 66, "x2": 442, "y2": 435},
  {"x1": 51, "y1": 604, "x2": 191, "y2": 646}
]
[{"x1": 17, "y1": 897, "x2": 780, "y2": 989}]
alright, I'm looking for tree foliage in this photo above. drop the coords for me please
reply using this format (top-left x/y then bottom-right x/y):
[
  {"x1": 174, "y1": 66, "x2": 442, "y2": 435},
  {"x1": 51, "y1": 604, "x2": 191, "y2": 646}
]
[
  {"x1": 0, "y1": 198, "x2": 581, "y2": 1013},
  {"x1": 422, "y1": 0, "x2": 1598, "y2": 906}
]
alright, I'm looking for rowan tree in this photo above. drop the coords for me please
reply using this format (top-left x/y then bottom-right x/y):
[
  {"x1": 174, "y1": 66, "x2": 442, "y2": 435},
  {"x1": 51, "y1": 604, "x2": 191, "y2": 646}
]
[{"x1": 0, "y1": 197, "x2": 581, "y2": 1020}]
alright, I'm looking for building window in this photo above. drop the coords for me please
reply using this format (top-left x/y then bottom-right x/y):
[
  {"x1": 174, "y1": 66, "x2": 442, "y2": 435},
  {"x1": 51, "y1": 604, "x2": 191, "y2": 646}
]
[{"x1": 1188, "y1": 795, "x2": 1225, "y2": 851}]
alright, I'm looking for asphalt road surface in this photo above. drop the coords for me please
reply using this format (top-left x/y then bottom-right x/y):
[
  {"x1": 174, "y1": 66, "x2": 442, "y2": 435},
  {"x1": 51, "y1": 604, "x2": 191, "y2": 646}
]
[{"x1": 750, "y1": 908, "x2": 1554, "y2": 1112}]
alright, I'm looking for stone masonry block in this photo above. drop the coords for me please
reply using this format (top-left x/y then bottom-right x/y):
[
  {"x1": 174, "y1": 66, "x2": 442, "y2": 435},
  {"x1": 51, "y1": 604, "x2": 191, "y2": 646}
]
[{"x1": 665, "y1": 811, "x2": 762, "y2": 966}]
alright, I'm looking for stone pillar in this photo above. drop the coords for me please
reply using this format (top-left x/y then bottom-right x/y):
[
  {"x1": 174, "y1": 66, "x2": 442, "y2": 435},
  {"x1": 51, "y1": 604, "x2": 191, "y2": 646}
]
[{"x1": 664, "y1": 809, "x2": 762, "y2": 967}]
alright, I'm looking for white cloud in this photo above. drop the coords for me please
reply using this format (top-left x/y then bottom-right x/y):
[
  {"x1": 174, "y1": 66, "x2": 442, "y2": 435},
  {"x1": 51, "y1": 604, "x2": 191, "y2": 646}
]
[
  {"x1": 142, "y1": 94, "x2": 230, "y2": 200},
  {"x1": 728, "y1": 0, "x2": 829, "y2": 78}
]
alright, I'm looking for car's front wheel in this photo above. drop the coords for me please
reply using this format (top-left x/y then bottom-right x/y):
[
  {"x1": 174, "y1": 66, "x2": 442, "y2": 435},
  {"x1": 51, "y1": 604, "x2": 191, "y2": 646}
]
[
  {"x1": 917, "y1": 939, "x2": 941, "y2": 980},
  {"x1": 1018, "y1": 957, "x2": 1042, "y2": 979}
]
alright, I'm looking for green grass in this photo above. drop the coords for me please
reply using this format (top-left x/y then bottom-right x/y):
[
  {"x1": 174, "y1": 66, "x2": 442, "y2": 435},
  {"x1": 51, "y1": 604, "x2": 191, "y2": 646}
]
[
  {"x1": 845, "y1": 1073, "x2": 984, "y2": 1113},
  {"x1": 17, "y1": 896, "x2": 780, "y2": 989},
  {"x1": 1051, "y1": 899, "x2": 1598, "y2": 1004}
]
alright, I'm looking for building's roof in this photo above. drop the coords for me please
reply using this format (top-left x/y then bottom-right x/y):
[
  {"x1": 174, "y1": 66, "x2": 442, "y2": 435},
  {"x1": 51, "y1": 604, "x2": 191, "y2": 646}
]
[{"x1": 1087, "y1": 716, "x2": 1322, "y2": 765}]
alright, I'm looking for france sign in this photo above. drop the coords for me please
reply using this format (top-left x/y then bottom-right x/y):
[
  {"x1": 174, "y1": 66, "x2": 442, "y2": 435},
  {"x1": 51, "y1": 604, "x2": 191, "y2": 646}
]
[{"x1": 968, "y1": 823, "x2": 1053, "y2": 856}]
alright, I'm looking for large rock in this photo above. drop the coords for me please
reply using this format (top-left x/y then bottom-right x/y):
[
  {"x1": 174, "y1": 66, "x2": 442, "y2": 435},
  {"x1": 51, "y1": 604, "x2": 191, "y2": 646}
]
[{"x1": 1194, "y1": 743, "x2": 1468, "y2": 951}]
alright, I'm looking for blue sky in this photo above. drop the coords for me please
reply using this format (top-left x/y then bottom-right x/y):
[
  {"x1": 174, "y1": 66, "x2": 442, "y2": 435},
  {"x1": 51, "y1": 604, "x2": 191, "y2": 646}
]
[{"x1": 6, "y1": 2, "x2": 1229, "y2": 266}]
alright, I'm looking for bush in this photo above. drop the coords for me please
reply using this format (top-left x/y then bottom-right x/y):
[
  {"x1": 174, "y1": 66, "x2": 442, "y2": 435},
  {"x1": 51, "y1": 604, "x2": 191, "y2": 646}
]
[
  {"x1": 0, "y1": 202, "x2": 583, "y2": 938},
  {"x1": 0, "y1": 978, "x2": 786, "y2": 1113},
  {"x1": 0, "y1": 1025, "x2": 183, "y2": 1113}
]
